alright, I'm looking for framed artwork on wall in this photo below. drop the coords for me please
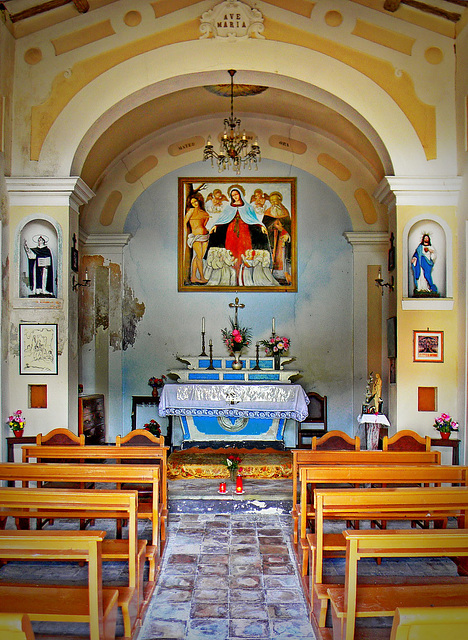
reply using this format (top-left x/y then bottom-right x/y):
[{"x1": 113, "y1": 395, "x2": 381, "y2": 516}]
[
  {"x1": 19, "y1": 324, "x2": 58, "y2": 375},
  {"x1": 413, "y1": 330, "x2": 444, "y2": 363},
  {"x1": 387, "y1": 316, "x2": 397, "y2": 358},
  {"x1": 178, "y1": 177, "x2": 297, "y2": 292}
]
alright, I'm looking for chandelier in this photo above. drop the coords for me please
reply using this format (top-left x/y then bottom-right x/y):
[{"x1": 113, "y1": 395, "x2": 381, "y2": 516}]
[{"x1": 203, "y1": 70, "x2": 261, "y2": 174}]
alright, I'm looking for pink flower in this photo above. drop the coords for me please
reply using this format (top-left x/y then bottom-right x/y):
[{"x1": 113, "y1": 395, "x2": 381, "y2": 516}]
[{"x1": 233, "y1": 334, "x2": 242, "y2": 343}]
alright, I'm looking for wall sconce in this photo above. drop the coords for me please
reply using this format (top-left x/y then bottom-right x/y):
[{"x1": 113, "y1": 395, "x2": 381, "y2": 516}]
[
  {"x1": 375, "y1": 269, "x2": 394, "y2": 295},
  {"x1": 72, "y1": 270, "x2": 91, "y2": 292}
]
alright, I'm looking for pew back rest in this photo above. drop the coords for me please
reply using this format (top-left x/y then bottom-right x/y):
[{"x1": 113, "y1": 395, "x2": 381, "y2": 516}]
[
  {"x1": 36, "y1": 429, "x2": 84, "y2": 446},
  {"x1": 390, "y1": 606, "x2": 468, "y2": 640},
  {"x1": 291, "y1": 449, "x2": 442, "y2": 511},
  {"x1": 383, "y1": 429, "x2": 431, "y2": 451},
  {"x1": 311, "y1": 431, "x2": 360, "y2": 451},
  {"x1": 116, "y1": 429, "x2": 165, "y2": 446}
]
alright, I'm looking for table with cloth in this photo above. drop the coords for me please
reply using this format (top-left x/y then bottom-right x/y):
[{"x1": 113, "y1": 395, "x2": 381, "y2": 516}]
[{"x1": 159, "y1": 383, "x2": 309, "y2": 449}]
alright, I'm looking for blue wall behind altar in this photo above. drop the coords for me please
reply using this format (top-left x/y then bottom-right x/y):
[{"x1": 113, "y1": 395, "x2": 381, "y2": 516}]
[{"x1": 122, "y1": 159, "x2": 354, "y2": 440}]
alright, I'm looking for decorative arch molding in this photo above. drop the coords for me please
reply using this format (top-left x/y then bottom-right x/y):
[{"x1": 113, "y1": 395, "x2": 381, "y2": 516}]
[{"x1": 33, "y1": 41, "x2": 425, "y2": 178}]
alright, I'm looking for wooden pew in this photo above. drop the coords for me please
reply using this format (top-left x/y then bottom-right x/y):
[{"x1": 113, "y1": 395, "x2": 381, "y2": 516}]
[
  {"x1": 327, "y1": 529, "x2": 468, "y2": 640},
  {"x1": 291, "y1": 449, "x2": 441, "y2": 544},
  {"x1": 308, "y1": 486, "x2": 468, "y2": 632},
  {"x1": 0, "y1": 487, "x2": 142, "y2": 639},
  {"x1": 390, "y1": 606, "x2": 468, "y2": 640},
  {"x1": 0, "y1": 530, "x2": 119, "y2": 640},
  {"x1": 295, "y1": 464, "x2": 468, "y2": 575},
  {"x1": 0, "y1": 613, "x2": 35, "y2": 640},
  {"x1": 22, "y1": 444, "x2": 169, "y2": 542}
]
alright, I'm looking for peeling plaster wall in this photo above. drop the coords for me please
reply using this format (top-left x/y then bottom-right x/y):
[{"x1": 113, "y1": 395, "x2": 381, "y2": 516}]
[{"x1": 121, "y1": 159, "x2": 354, "y2": 438}]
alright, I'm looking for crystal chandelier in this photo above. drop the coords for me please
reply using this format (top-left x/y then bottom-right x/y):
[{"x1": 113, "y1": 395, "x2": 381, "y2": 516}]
[{"x1": 203, "y1": 70, "x2": 261, "y2": 174}]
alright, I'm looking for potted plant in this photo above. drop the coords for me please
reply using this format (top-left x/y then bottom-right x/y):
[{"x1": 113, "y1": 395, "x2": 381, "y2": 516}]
[
  {"x1": 148, "y1": 375, "x2": 166, "y2": 398},
  {"x1": 433, "y1": 412, "x2": 459, "y2": 439},
  {"x1": 143, "y1": 419, "x2": 161, "y2": 437},
  {"x1": 8, "y1": 410, "x2": 26, "y2": 437},
  {"x1": 260, "y1": 335, "x2": 290, "y2": 370}
]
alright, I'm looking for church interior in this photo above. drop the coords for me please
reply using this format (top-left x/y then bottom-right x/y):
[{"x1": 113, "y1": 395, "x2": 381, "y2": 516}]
[{"x1": 1, "y1": 1, "x2": 468, "y2": 639}]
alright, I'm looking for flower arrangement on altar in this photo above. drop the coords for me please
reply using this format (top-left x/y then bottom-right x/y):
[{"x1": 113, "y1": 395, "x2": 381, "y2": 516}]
[
  {"x1": 148, "y1": 375, "x2": 166, "y2": 389},
  {"x1": 433, "y1": 412, "x2": 459, "y2": 433},
  {"x1": 221, "y1": 320, "x2": 252, "y2": 354},
  {"x1": 143, "y1": 419, "x2": 161, "y2": 436},
  {"x1": 260, "y1": 335, "x2": 290, "y2": 356},
  {"x1": 222, "y1": 454, "x2": 243, "y2": 477},
  {"x1": 8, "y1": 409, "x2": 25, "y2": 433}
]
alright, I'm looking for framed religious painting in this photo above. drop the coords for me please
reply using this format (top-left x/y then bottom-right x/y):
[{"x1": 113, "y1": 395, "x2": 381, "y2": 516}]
[
  {"x1": 413, "y1": 330, "x2": 444, "y2": 363},
  {"x1": 19, "y1": 324, "x2": 58, "y2": 375},
  {"x1": 178, "y1": 177, "x2": 297, "y2": 292}
]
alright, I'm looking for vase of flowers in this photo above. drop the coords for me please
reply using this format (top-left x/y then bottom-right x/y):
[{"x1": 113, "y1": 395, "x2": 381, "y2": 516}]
[
  {"x1": 148, "y1": 375, "x2": 166, "y2": 398},
  {"x1": 8, "y1": 410, "x2": 25, "y2": 437},
  {"x1": 221, "y1": 320, "x2": 252, "y2": 370},
  {"x1": 433, "y1": 412, "x2": 459, "y2": 439},
  {"x1": 143, "y1": 419, "x2": 161, "y2": 437},
  {"x1": 260, "y1": 335, "x2": 290, "y2": 370},
  {"x1": 222, "y1": 454, "x2": 242, "y2": 483}
]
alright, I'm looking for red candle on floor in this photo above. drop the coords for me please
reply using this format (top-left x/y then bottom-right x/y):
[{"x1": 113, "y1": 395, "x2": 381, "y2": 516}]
[
  {"x1": 219, "y1": 482, "x2": 226, "y2": 493},
  {"x1": 236, "y1": 476, "x2": 243, "y2": 493}
]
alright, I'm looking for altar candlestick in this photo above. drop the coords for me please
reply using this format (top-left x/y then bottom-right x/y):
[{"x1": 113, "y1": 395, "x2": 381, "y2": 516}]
[
  {"x1": 253, "y1": 341, "x2": 261, "y2": 370},
  {"x1": 202, "y1": 317, "x2": 205, "y2": 333},
  {"x1": 207, "y1": 339, "x2": 215, "y2": 370},
  {"x1": 272, "y1": 317, "x2": 275, "y2": 335},
  {"x1": 236, "y1": 476, "x2": 243, "y2": 493}
]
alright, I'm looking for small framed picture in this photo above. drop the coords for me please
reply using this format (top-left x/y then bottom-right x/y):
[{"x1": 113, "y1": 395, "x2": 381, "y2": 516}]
[
  {"x1": 19, "y1": 324, "x2": 58, "y2": 375},
  {"x1": 413, "y1": 330, "x2": 443, "y2": 363}
]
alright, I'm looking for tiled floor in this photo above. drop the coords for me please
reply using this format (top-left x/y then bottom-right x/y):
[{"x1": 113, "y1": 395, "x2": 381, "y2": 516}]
[{"x1": 137, "y1": 512, "x2": 315, "y2": 640}]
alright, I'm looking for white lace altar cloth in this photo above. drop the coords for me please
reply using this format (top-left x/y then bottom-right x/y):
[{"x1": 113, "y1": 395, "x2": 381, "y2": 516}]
[{"x1": 159, "y1": 383, "x2": 309, "y2": 422}]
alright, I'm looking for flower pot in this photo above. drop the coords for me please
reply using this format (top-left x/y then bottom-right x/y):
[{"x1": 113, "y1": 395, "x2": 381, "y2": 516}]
[
  {"x1": 229, "y1": 468, "x2": 237, "y2": 483},
  {"x1": 274, "y1": 353, "x2": 281, "y2": 370},
  {"x1": 151, "y1": 387, "x2": 159, "y2": 398},
  {"x1": 13, "y1": 430, "x2": 24, "y2": 438},
  {"x1": 440, "y1": 431, "x2": 450, "y2": 440}
]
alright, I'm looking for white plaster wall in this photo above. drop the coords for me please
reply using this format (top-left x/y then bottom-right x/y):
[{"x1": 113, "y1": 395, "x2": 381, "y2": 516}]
[{"x1": 119, "y1": 159, "x2": 354, "y2": 439}]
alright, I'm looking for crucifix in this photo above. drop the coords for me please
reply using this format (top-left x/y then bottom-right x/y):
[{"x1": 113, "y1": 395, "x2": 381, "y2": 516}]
[{"x1": 229, "y1": 297, "x2": 245, "y2": 329}]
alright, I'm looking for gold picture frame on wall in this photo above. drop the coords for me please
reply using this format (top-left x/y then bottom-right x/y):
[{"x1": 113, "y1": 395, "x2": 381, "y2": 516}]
[{"x1": 178, "y1": 177, "x2": 297, "y2": 292}]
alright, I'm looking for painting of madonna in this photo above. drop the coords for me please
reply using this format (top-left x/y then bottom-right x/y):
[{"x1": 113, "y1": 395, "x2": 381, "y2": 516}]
[{"x1": 179, "y1": 178, "x2": 296, "y2": 292}]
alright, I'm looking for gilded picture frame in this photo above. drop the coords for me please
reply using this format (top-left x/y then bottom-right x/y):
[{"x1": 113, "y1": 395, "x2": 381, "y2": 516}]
[
  {"x1": 19, "y1": 323, "x2": 58, "y2": 375},
  {"x1": 413, "y1": 330, "x2": 444, "y2": 363},
  {"x1": 178, "y1": 177, "x2": 297, "y2": 292}
]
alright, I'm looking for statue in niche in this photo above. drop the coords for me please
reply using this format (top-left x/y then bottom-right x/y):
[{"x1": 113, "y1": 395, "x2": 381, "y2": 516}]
[
  {"x1": 411, "y1": 233, "x2": 439, "y2": 297},
  {"x1": 23, "y1": 234, "x2": 55, "y2": 297}
]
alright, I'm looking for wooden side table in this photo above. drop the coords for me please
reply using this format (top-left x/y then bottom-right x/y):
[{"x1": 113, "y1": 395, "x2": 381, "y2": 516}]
[
  {"x1": 430, "y1": 437, "x2": 461, "y2": 465},
  {"x1": 6, "y1": 436, "x2": 36, "y2": 486}
]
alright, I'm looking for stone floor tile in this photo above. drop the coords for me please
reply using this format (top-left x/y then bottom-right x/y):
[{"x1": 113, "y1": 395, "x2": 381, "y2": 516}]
[
  {"x1": 197, "y1": 563, "x2": 229, "y2": 575},
  {"x1": 195, "y1": 575, "x2": 230, "y2": 590},
  {"x1": 229, "y1": 575, "x2": 263, "y2": 589},
  {"x1": 140, "y1": 619, "x2": 187, "y2": 638},
  {"x1": 267, "y1": 603, "x2": 309, "y2": 619},
  {"x1": 190, "y1": 602, "x2": 228, "y2": 618},
  {"x1": 192, "y1": 588, "x2": 229, "y2": 603},
  {"x1": 229, "y1": 602, "x2": 269, "y2": 620},
  {"x1": 159, "y1": 574, "x2": 196, "y2": 589},
  {"x1": 229, "y1": 618, "x2": 270, "y2": 638},
  {"x1": 185, "y1": 618, "x2": 230, "y2": 639},
  {"x1": 270, "y1": 618, "x2": 316, "y2": 638},
  {"x1": 265, "y1": 588, "x2": 304, "y2": 604},
  {"x1": 230, "y1": 588, "x2": 265, "y2": 602},
  {"x1": 199, "y1": 553, "x2": 229, "y2": 564}
]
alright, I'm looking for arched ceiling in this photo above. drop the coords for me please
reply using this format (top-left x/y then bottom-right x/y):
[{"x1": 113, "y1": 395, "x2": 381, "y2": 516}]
[{"x1": 78, "y1": 83, "x2": 389, "y2": 191}]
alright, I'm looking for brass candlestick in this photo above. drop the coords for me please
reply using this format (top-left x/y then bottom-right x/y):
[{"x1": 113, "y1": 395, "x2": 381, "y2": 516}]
[
  {"x1": 253, "y1": 342, "x2": 261, "y2": 370},
  {"x1": 206, "y1": 340, "x2": 215, "y2": 370},
  {"x1": 199, "y1": 331, "x2": 207, "y2": 357}
]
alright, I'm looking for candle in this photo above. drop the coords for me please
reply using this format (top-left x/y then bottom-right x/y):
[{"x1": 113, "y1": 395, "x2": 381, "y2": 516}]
[
  {"x1": 219, "y1": 482, "x2": 226, "y2": 494},
  {"x1": 85, "y1": 270, "x2": 89, "y2": 281},
  {"x1": 209, "y1": 339, "x2": 213, "y2": 346},
  {"x1": 202, "y1": 317, "x2": 205, "y2": 333},
  {"x1": 236, "y1": 476, "x2": 243, "y2": 493},
  {"x1": 272, "y1": 317, "x2": 275, "y2": 334}
]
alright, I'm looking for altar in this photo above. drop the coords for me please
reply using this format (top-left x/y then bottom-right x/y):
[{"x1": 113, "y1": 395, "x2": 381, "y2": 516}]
[{"x1": 159, "y1": 382, "x2": 309, "y2": 449}]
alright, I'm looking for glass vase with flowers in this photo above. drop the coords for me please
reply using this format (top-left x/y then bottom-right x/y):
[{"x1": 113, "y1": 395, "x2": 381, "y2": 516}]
[
  {"x1": 260, "y1": 335, "x2": 290, "y2": 370},
  {"x1": 221, "y1": 320, "x2": 252, "y2": 370},
  {"x1": 148, "y1": 375, "x2": 166, "y2": 398}
]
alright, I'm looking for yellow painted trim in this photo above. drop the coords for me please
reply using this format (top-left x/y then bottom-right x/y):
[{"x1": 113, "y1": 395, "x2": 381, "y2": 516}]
[
  {"x1": 30, "y1": 19, "x2": 200, "y2": 161},
  {"x1": 352, "y1": 19, "x2": 415, "y2": 56},
  {"x1": 100, "y1": 191, "x2": 122, "y2": 226},
  {"x1": 51, "y1": 20, "x2": 116, "y2": 56},
  {"x1": 151, "y1": 0, "x2": 201, "y2": 19},
  {"x1": 125, "y1": 157, "x2": 158, "y2": 183},
  {"x1": 265, "y1": 18, "x2": 436, "y2": 160},
  {"x1": 317, "y1": 153, "x2": 351, "y2": 181},
  {"x1": 355, "y1": 188, "x2": 378, "y2": 224},
  {"x1": 262, "y1": 0, "x2": 315, "y2": 18}
]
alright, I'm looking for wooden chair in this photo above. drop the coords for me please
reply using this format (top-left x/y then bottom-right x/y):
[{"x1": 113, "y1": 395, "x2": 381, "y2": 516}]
[
  {"x1": 36, "y1": 428, "x2": 84, "y2": 445},
  {"x1": 297, "y1": 392, "x2": 327, "y2": 447},
  {"x1": 116, "y1": 429, "x2": 165, "y2": 447},
  {"x1": 382, "y1": 429, "x2": 431, "y2": 452},
  {"x1": 311, "y1": 430, "x2": 360, "y2": 451},
  {"x1": 390, "y1": 606, "x2": 468, "y2": 640}
]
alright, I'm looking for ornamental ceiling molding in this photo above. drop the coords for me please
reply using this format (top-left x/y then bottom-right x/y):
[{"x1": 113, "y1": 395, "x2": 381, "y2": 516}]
[{"x1": 200, "y1": 0, "x2": 264, "y2": 40}]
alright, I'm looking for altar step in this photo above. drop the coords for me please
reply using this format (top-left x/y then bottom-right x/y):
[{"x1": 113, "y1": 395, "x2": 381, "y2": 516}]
[{"x1": 168, "y1": 478, "x2": 293, "y2": 514}]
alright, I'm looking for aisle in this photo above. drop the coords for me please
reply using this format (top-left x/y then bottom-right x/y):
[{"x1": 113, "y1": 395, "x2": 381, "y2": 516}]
[{"x1": 137, "y1": 512, "x2": 315, "y2": 640}]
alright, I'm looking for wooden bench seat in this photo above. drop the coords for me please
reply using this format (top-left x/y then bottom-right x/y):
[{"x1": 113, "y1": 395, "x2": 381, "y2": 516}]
[
  {"x1": 291, "y1": 449, "x2": 442, "y2": 546},
  {"x1": 390, "y1": 606, "x2": 468, "y2": 640},
  {"x1": 0, "y1": 612, "x2": 35, "y2": 640},
  {"x1": 0, "y1": 530, "x2": 119, "y2": 640},
  {"x1": 326, "y1": 528, "x2": 468, "y2": 640},
  {"x1": 0, "y1": 487, "x2": 143, "y2": 639},
  {"x1": 295, "y1": 465, "x2": 467, "y2": 578},
  {"x1": 21, "y1": 444, "x2": 169, "y2": 543}
]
